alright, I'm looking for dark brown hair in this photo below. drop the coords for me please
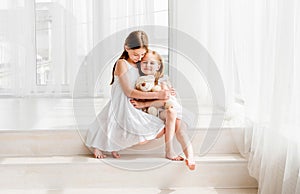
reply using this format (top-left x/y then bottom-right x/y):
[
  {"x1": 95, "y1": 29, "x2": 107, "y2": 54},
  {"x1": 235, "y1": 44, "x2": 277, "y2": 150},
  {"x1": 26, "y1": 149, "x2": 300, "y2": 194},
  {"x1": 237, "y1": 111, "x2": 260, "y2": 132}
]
[{"x1": 110, "y1": 30, "x2": 149, "y2": 85}]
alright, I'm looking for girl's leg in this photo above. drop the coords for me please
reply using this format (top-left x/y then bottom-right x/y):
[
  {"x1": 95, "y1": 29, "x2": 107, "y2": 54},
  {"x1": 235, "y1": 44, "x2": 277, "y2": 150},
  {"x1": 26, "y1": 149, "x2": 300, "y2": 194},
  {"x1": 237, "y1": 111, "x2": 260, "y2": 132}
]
[
  {"x1": 163, "y1": 108, "x2": 183, "y2": 161},
  {"x1": 175, "y1": 119, "x2": 195, "y2": 170},
  {"x1": 93, "y1": 148, "x2": 107, "y2": 159}
]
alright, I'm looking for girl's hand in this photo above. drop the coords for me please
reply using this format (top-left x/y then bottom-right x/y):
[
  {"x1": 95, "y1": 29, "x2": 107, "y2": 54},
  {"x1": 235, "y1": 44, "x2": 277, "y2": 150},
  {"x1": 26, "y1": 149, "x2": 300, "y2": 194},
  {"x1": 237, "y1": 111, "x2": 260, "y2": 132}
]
[{"x1": 158, "y1": 90, "x2": 171, "y2": 100}]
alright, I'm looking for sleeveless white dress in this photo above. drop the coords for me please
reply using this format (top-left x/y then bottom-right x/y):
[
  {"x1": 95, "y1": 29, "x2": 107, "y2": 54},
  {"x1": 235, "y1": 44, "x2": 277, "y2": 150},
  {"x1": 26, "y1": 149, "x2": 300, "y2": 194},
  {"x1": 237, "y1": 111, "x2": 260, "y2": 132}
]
[{"x1": 85, "y1": 60, "x2": 165, "y2": 152}]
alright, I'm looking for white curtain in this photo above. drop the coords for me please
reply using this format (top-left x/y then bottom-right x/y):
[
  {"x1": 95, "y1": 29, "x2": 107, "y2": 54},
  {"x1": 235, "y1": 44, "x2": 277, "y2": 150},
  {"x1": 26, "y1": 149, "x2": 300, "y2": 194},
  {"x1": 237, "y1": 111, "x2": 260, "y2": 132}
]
[
  {"x1": 0, "y1": 0, "x2": 168, "y2": 97},
  {"x1": 171, "y1": 0, "x2": 300, "y2": 193},
  {"x1": 239, "y1": 1, "x2": 300, "y2": 193},
  {"x1": 0, "y1": 0, "x2": 36, "y2": 96},
  {"x1": 226, "y1": 0, "x2": 300, "y2": 193}
]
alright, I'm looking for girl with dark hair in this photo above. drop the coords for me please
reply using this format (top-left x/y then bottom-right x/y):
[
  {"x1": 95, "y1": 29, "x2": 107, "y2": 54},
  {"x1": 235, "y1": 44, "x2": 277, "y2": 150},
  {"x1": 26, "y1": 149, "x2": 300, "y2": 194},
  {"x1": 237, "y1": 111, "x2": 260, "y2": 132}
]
[{"x1": 85, "y1": 31, "x2": 171, "y2": 159}]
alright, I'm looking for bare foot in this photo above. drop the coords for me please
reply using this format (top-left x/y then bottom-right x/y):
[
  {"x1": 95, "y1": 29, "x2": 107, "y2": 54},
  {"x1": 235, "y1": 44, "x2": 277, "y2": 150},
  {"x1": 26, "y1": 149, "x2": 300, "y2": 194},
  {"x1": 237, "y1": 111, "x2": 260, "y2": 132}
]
[
  {"x1": 130, "y1": 99, "x2": 146, "y2": 109},
  {"x1": 185, "y1": 159, "x2": 196, "y2": 170},
  {"x1": 165, "y1": 153, "x2": 184, "y2": 161},
  {"x1": 94, "y1": 148, "x2": 106, "y2": 159},
  {"x1": 111, "y1": 151, "x2": 121, "y2": 159}
]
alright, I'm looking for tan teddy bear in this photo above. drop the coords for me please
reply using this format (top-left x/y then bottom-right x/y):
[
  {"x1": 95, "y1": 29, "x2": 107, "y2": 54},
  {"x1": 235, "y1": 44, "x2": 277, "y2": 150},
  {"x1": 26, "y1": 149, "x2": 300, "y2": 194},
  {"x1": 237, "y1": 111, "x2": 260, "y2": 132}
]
[
  {"x1": 135, "y1": 75, "x2": 159, "y2": 92},
  {"x1": 135, "y1": 75, "x2": 161, "y2": 116},
  {"x1": 135, "y1": 74, "x2": 176, "y2": 117}
]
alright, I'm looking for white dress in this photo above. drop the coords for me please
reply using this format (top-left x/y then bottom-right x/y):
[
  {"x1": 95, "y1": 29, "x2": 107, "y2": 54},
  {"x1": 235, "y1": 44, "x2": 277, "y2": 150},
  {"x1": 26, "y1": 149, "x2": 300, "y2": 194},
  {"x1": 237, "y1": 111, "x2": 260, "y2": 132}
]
[{"x1": 85, "y1": 60, "x2": 165, "y2": 152}]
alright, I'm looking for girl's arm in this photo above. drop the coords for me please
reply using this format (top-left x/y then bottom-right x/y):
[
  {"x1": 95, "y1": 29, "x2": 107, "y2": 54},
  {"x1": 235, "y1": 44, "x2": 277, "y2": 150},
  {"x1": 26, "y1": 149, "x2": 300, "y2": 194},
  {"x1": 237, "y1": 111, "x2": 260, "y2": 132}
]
[{"x1": 115, "y1": 60, "x2": 170, "y2": 100}]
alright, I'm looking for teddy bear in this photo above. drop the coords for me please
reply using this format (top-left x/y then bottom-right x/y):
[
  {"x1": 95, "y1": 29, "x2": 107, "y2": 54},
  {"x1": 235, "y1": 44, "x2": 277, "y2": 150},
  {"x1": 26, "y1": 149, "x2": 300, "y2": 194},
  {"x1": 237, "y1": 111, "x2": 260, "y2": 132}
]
[
  {"x1": 135, "y1": 75, "x2": 173, "y2": 117},
  {"x1": 135, "y1": 75, "x2": 161, "y2": 92},
  {"x1": 135, "y1": 75, "x2": 160, "y2": 116}
]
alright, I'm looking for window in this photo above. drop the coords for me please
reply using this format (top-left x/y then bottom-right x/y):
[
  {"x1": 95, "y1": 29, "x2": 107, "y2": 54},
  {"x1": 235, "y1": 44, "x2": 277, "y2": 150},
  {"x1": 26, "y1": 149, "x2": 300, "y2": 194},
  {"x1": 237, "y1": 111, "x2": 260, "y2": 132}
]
[
  {"x1": 0, "y1": 41, "x2": 11, "y2": 94},
  {"x1": 35, "y1": 0, "x2": 52, "y2": 86},
  {"x1": 0, "y1": 0, "x2": 169, "y2": 96}
]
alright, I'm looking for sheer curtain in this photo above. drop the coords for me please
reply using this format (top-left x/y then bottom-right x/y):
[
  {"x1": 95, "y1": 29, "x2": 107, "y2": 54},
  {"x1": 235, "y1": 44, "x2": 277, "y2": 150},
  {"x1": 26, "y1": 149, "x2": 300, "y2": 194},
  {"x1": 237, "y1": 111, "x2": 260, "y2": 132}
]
[
  {"x1": 227, "y1": 0, "x2": 300, "y2": 193},
  {"x1": 46, "y1": 0, "x2": 161, "y2": 96},
  {"x1": 0, "y1": 0, "x2": 36, "y2": 96},
  {"x1": 171, "y1": 0, "x2": 300, "y2": 193},
  {"x1": 0, "y1": 0, "x2": 167, "y2": 97},
  {"x1": 240, "y1": 1, "x2": 300, "y2": 193}
]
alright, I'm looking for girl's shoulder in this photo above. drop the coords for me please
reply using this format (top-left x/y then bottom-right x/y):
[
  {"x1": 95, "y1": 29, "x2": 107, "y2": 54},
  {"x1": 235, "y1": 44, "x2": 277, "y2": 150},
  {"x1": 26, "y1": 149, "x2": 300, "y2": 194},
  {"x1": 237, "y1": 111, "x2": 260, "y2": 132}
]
[
  {"x1": 158, "y1": 75, "x2": 169, "y2": 82},
  {"x1": 115, "y1": 59, "x2": 129, "y2": 76},
  {"x1": 117, "y1": 59, "x2": 136, "y2": 69},
  {"x1": 115, "y1": 59, "x2": 137, "y2": 76},
  {"x1": 116, "y1": 58, "x2": 128, "y2": 66}
]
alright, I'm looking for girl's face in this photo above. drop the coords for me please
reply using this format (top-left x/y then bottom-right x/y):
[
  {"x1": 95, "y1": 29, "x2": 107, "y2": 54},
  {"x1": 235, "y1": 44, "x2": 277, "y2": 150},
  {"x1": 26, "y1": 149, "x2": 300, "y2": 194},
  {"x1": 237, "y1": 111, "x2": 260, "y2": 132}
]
[
  {"x1": 140, "y1": 53, "x2": 160, "y2": 75},
  {"x1": 126, "y1": 47, "x2": 147, "y2": 63}
]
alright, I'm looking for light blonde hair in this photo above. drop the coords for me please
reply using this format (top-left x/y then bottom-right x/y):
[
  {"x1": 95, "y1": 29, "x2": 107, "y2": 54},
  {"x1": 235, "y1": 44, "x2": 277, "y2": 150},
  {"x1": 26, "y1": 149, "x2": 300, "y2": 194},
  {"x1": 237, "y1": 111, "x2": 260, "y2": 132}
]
[{"x1": 137, "y1": 50, "x2": 164, "y2": 85}]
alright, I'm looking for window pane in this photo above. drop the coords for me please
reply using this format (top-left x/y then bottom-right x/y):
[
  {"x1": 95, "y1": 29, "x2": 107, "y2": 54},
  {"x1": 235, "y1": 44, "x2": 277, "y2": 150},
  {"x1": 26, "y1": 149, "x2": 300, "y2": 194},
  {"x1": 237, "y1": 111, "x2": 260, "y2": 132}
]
[
  {"x1": 34, "y1": 0, "x2": 169, "y2": 96},
  {"x1": 35, "y1": 0, "x2": 52, "y2": 85},
  {"x1": 0, "y1": 41, "x2": 12, "y2": 92}
]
